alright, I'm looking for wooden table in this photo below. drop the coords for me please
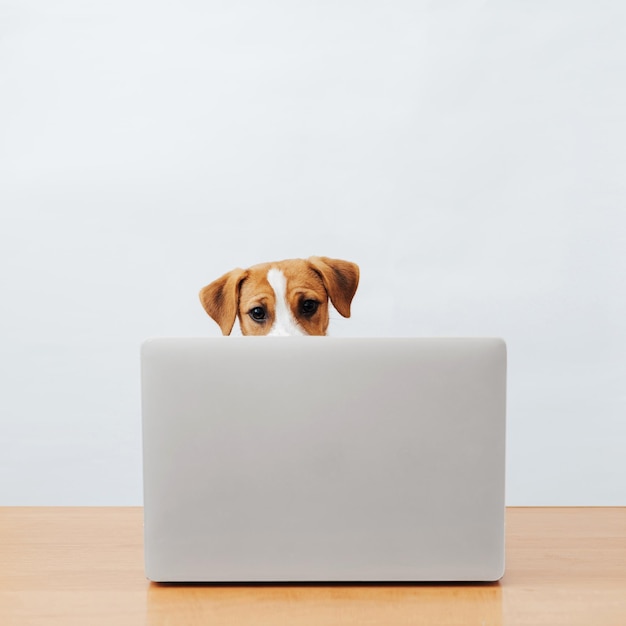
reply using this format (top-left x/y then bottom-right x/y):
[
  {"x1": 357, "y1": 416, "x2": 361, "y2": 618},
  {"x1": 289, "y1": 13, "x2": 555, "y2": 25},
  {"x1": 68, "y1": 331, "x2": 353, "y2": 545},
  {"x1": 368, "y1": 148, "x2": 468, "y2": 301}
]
[{"x1": 1, "y1": 507, "x2": 624, "y2": 625}]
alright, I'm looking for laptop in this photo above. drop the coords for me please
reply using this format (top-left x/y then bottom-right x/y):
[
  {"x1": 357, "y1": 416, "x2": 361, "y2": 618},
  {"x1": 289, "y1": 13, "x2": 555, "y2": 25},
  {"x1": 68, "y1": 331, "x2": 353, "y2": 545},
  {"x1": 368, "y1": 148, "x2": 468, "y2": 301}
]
[{"x1": 141, "y1": 337, "x2": 506, "y2": 582}]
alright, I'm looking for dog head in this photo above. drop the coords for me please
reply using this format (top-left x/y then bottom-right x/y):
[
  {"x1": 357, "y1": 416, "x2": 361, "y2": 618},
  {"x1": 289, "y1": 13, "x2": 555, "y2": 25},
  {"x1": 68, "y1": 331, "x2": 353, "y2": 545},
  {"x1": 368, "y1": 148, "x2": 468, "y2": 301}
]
[{"x1": 199, "y1": 257, "x2": 359, "y2": 336}]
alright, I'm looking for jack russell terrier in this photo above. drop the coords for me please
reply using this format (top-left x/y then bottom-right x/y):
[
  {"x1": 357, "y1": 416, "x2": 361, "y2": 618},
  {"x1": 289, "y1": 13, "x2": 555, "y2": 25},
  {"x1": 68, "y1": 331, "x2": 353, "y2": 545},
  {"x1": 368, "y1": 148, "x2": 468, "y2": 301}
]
[{"x1": 199, "y1": 257, "x2": 359, "y2": 336}]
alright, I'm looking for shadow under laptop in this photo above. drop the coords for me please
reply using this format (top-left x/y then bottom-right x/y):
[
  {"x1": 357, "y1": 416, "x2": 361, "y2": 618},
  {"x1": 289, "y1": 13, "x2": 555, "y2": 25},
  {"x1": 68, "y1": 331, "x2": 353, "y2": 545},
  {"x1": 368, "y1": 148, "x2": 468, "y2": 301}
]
[{"x1": 146, "y1": 580, "x2": 502, "y2": 625}]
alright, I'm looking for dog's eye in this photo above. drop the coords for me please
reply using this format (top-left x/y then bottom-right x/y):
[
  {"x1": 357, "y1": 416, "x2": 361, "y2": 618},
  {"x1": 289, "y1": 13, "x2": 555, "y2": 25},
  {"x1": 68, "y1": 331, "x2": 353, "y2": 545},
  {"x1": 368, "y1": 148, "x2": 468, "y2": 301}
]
[
  {"x1": 301, "y1": 300, "x2": 319, "y2": 317},
  {"x1": 249, "y1": 306, "x2": 266, "y2": 322}
]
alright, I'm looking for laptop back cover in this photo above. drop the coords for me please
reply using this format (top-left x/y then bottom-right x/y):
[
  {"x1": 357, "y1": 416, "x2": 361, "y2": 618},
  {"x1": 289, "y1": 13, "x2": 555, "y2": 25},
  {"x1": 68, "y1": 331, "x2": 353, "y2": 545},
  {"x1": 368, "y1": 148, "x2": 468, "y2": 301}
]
[{"x1": 141, "y1": 337, "x2": 506, "y2": 582}]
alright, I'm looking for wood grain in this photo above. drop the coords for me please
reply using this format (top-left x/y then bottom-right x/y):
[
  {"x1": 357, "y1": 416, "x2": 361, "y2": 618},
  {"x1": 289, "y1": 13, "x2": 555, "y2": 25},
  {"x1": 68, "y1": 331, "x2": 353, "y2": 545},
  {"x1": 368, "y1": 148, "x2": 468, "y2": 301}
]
[{"x1": 0, "y1": 507, "x2": 624, "y2": 625}]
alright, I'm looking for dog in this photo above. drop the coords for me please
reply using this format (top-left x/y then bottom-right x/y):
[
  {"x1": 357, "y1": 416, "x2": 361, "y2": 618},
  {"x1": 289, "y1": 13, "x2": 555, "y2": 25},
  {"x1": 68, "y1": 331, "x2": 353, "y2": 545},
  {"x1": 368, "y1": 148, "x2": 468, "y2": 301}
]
[{"x1": 199, "y1": 257, "x2": 359, "y2": 336}]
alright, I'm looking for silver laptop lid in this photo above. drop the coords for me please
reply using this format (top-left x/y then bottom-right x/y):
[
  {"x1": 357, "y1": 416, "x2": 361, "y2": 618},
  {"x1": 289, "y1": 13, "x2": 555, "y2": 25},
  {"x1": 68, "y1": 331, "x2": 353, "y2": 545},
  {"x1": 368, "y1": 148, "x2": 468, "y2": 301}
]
[{"x1": 141, "y1": 337, "x2": 506, "y2": 582}]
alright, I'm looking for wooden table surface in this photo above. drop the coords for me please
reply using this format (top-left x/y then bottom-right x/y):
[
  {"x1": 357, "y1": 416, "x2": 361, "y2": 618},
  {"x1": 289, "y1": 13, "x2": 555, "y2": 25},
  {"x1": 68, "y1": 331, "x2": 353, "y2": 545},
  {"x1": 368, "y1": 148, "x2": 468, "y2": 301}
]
[{"x1": 0, "y1": 507, "x2": 624, "y2": 625}]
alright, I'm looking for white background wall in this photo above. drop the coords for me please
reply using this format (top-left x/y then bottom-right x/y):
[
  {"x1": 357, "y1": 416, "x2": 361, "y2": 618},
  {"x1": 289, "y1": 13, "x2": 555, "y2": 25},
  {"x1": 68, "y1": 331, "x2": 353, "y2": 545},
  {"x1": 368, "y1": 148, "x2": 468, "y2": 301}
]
[{"x1": 1, "y1": 1, "x2": 624, "y2": 505}]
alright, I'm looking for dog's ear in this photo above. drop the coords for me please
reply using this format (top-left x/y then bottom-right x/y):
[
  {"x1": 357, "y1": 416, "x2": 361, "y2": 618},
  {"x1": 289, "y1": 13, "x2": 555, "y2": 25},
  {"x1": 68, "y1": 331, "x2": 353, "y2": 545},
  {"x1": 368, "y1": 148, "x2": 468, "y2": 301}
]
[
  {"x1": 199, "y1": 268, "x2": 247, "y2": 336},
  {"x1": 308, "y1": 257, "x2": 360, "y2": 318}
]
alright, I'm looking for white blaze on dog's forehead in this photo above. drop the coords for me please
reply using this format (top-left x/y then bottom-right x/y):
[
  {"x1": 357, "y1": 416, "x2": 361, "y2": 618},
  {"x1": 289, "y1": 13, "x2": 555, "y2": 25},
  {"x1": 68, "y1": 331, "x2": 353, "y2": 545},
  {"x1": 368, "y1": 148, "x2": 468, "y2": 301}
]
[{"x1": 266, "y1": 268, "x2": 305, "y2": 336}]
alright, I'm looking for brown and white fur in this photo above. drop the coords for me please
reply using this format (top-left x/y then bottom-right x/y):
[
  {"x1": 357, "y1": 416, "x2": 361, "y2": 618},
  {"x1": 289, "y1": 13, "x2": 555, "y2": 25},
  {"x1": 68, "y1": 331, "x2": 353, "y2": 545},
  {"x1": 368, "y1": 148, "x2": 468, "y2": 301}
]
[{"x1": 199, "y1": 257, "x2": 359, "y2": 336}]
